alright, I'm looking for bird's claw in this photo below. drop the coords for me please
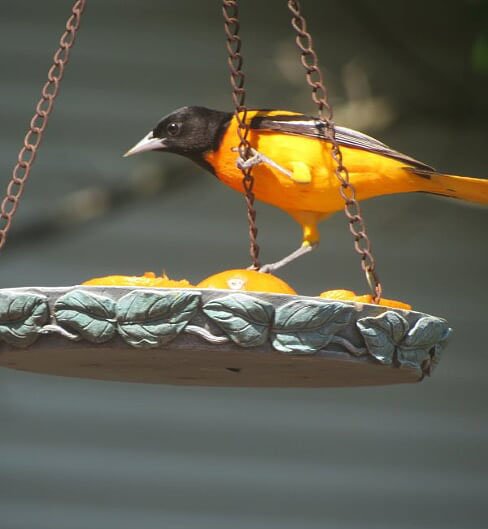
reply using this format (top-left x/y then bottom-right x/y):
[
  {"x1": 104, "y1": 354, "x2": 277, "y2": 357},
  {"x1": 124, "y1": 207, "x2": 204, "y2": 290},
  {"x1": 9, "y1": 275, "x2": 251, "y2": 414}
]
[
  {"x1": 258, "y1": 263, "x2": 275, "y2": 274},
  {"x1": 246, "y1": 263, "x2": 277, "y2": 273},
  {"x1": 257, "y1": 243, "x2": 318, "y2": 273},
  {"x1": 234, "y1": 147, "x2": 293, "y2": 178},
  {"x1": 237, "y1": 150, "x2": 263, "y2": 171},
  {"x1": 247, "y1": 263, "x2": 276, "y2": 273}
]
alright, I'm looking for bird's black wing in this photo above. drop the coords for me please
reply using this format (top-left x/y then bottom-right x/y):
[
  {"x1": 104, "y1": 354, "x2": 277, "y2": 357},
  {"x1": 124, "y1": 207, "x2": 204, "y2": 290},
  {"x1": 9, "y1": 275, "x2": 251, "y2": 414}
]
[{"x1": 249, "y1": 113, "x2": 435, "y2": 172}]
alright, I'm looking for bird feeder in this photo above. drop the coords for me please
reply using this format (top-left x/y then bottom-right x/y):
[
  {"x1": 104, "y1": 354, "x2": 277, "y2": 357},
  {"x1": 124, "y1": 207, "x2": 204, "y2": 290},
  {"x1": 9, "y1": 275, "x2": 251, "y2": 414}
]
[{"x1": 0, "y1": 0, "x2": 451, "y2": 387}]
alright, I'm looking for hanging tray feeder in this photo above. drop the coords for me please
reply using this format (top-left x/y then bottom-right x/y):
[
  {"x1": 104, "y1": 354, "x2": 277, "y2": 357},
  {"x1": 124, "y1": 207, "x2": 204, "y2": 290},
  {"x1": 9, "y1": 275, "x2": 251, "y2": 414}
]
[
  {"x1": 0, "y1": 286, "x2": 450, "y2": 387},
  {"x1": 0, "y1": 0, "x2": 451, "y2": 387}
]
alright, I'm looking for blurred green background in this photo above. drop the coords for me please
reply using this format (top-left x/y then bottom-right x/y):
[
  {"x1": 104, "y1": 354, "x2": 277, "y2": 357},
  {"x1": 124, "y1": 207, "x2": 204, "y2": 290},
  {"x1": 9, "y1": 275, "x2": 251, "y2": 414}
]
[{"x1": 0, "y1": 1, "x2": 487, "y2": 528}]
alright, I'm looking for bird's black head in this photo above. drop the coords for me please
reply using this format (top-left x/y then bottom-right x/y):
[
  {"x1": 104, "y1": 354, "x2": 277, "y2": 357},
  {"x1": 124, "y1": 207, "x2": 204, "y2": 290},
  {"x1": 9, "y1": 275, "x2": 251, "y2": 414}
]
[{"x1": 124, "y1": 106, "x2": 232, "y2": 158}]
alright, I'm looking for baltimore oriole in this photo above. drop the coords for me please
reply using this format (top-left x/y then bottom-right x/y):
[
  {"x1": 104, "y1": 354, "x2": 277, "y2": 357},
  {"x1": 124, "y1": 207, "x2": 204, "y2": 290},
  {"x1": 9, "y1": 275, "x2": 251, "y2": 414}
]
[{"x1": 125, "y1": 106, "x2": 488, "y2": 271}]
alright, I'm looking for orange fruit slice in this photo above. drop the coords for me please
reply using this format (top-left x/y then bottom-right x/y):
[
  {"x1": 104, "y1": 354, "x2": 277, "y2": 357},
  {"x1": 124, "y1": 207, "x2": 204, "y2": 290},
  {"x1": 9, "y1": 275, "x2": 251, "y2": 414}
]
[
  {"x1": 319, "y1": 289, "x2": 411, "y2": 310},
  {"x1": 197, "y1": 269, "x2": 296, "y2": 295},
  {"x1": 83, "y1": 271, "x2": 193, "y2": 288},
  {"x1": 318, "y1": 289, "x2": 358, "y2": 301}
]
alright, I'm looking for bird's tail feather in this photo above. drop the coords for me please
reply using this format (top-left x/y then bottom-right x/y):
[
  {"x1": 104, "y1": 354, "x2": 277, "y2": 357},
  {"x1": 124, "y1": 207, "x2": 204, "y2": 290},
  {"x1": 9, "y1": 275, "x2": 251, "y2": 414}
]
[{"x1": 409, "y1": 169, "x2": 488, "y2": 205}]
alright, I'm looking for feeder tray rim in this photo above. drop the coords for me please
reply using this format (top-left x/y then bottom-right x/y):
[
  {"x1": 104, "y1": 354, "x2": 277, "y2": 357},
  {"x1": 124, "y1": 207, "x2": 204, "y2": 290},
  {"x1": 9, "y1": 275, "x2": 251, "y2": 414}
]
[
  {"x1": 0, "y1": 285, "x2": 451, "y2": 388},
  {"x1": 0, "y1": 284, "x2": 431, "y2": 316}
]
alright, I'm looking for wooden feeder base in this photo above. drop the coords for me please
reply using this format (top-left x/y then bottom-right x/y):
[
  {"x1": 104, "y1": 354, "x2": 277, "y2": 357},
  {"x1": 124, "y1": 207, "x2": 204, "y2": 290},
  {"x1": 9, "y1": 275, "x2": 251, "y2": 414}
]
[{"x1": 0, "y1": 339, "x2": 423, "y2": 388}]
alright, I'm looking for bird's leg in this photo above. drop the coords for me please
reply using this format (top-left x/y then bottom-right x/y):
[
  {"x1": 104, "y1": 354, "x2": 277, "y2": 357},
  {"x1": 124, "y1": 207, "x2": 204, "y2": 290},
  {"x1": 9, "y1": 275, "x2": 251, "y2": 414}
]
[
  {"x1": 259, "y1": 242, "x2": 318, "y2": 273},
  {"x1": 233, "y1": 147, "x2": 293, "y2": 179},
  {"x1": 259, "y1": 214, "x2": 322, "y2": 273}
]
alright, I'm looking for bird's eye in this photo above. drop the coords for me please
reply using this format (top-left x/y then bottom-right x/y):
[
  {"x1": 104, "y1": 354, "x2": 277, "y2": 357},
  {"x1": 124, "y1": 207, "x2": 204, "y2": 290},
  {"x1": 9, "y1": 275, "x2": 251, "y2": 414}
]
[{"x1": 167, "y1": 122, "x2": 181, "y2": 136}]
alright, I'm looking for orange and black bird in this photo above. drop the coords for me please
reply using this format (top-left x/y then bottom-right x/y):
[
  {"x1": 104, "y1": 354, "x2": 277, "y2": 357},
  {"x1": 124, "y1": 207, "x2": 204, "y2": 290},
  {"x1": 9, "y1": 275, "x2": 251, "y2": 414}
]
[{"x1": 125, "y1": 106, "x2": 488, "y2": 271}]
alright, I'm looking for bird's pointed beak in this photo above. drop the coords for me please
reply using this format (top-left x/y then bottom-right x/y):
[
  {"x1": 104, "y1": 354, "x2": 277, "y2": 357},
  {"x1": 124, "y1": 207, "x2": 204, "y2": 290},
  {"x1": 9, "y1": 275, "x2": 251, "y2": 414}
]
[{"x1": 123, "y1": 131, "x2": 166, "y2": 157}]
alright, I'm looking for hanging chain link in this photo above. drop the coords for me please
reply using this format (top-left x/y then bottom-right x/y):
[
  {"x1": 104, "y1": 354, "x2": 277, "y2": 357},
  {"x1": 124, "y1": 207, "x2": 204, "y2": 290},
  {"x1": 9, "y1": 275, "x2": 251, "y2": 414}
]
[
  {"x1": 0, "y1": 0, "x2": 86, "y2": 254},
  {"x1": 287, "y1": 0, "x2": 382, "y2": 302},
  {"x1": 222, "y1": 0, "x2": 260, "y2": 269}
]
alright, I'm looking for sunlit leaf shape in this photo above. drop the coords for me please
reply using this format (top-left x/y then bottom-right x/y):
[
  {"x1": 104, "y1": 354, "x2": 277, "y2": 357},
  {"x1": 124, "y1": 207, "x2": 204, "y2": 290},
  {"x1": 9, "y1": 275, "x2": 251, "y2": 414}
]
[
  {"x1": 0, "y1": 292, "x2": 49, "y2": 347},
  {"x1": 54, "y1": 290, "x2": 117, "y2": 343},
  {"x1": 202, "y1": 294, "x2": 274, "y2": 347},
  {"x1": 357, "y1": 311, "x2": 409, "y2": 365},
  {"x1": 116, "y1": 290, "x2": 201, "y2": 348},
  {"x1": 397, "y1": 316, "x2": 452, "y2": 369},
  {"x1": 271, "y1": 300, "x2": 353, "y2": 354}
]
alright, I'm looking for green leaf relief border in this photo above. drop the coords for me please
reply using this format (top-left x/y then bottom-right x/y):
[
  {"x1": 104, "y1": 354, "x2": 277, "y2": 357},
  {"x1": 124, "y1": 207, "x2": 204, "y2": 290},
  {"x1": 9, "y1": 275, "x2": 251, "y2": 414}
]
[
  {"x1": 0, "y1": 289, "x2": 451, "y2": 374},
  {"x1": 0, "y1": 292, "x2": 49, "y2": 347},
  {"x1": 357, "y1": 311, "x2": 452, "y2": 372}
]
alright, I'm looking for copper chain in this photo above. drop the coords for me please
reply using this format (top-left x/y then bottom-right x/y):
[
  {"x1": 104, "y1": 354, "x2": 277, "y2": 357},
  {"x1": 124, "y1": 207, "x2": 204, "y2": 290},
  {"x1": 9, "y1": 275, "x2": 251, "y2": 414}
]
[
  {"x1": 287, "y1": 0, "x2": 382, "y2": 302},
  {"x1": 222, "y1": 0, "x2": 260, "y2": 269},
  {"x1": 0, "y1": 0, "x2": 86, "y2": 254}
]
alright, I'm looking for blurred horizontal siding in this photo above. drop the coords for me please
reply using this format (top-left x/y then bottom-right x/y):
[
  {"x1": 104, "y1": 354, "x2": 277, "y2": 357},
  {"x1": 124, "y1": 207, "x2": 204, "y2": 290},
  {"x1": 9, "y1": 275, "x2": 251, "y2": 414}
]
[{"x1": 0, "y1": 1, "x2": 487, "y2": 528}]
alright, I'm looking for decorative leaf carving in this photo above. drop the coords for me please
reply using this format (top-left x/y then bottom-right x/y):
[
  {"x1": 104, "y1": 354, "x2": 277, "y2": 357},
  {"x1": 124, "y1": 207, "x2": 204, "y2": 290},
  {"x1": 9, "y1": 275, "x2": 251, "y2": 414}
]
[
  {"x1": 430, "y1": 331, "x2": 452, "y2": 371},
  {"x1": 116, "y1": 290, "x2": 201, "y2": 348},
  {"x1": 398, "y1": 316, "x2": 452, "y2": 368},
  {"x1": 403, "y1": 316, "x2": 451, "y2": 348},
  {"x1": 433, "y1": 323, "x2": 452, "y2": 359},
  {"x1": 357, "y1": 311, "x2": 452, "y2": 370},
  {"x1": 357, "y1": 311, "x2": 409, "y2": 365},
  {"x1": 396, "y1": 346, "x2": 428, "y2": 369},
  {"x1": 0, "y1": 292, "x2": 49, "y2": 347},
  {"x1": 271, "y1": 300, "x2": 353, "y2": 354},
  {"x1": 55, "y1": 290, "x2": 117, "y2": 343},
  {"x1": 202, "y1": 294, "x2": 274, "y2": 347}
]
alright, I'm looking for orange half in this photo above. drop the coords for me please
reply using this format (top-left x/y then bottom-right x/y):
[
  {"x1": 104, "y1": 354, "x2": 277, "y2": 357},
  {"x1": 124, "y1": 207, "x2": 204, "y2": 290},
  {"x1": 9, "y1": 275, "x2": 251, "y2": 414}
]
[{"x1": 197, "y1": 269, "x2": 296, "y2": 295}]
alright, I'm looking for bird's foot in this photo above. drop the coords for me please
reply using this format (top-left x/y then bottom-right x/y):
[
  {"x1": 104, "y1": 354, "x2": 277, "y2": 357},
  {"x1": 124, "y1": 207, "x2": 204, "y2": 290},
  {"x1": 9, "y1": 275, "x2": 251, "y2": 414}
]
[
  {"x1": 258, "y1": 243, "x2": 317, "y2": 273},
  {"x1": 258, "y1": 262, "x2": 279, "y2": 274},
  {"x1": 235, "y1": 148, "x2": 293, "y2": 178},
  {"x1": 237, "y1": 149, "x2": 263, "y2": 171}
]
